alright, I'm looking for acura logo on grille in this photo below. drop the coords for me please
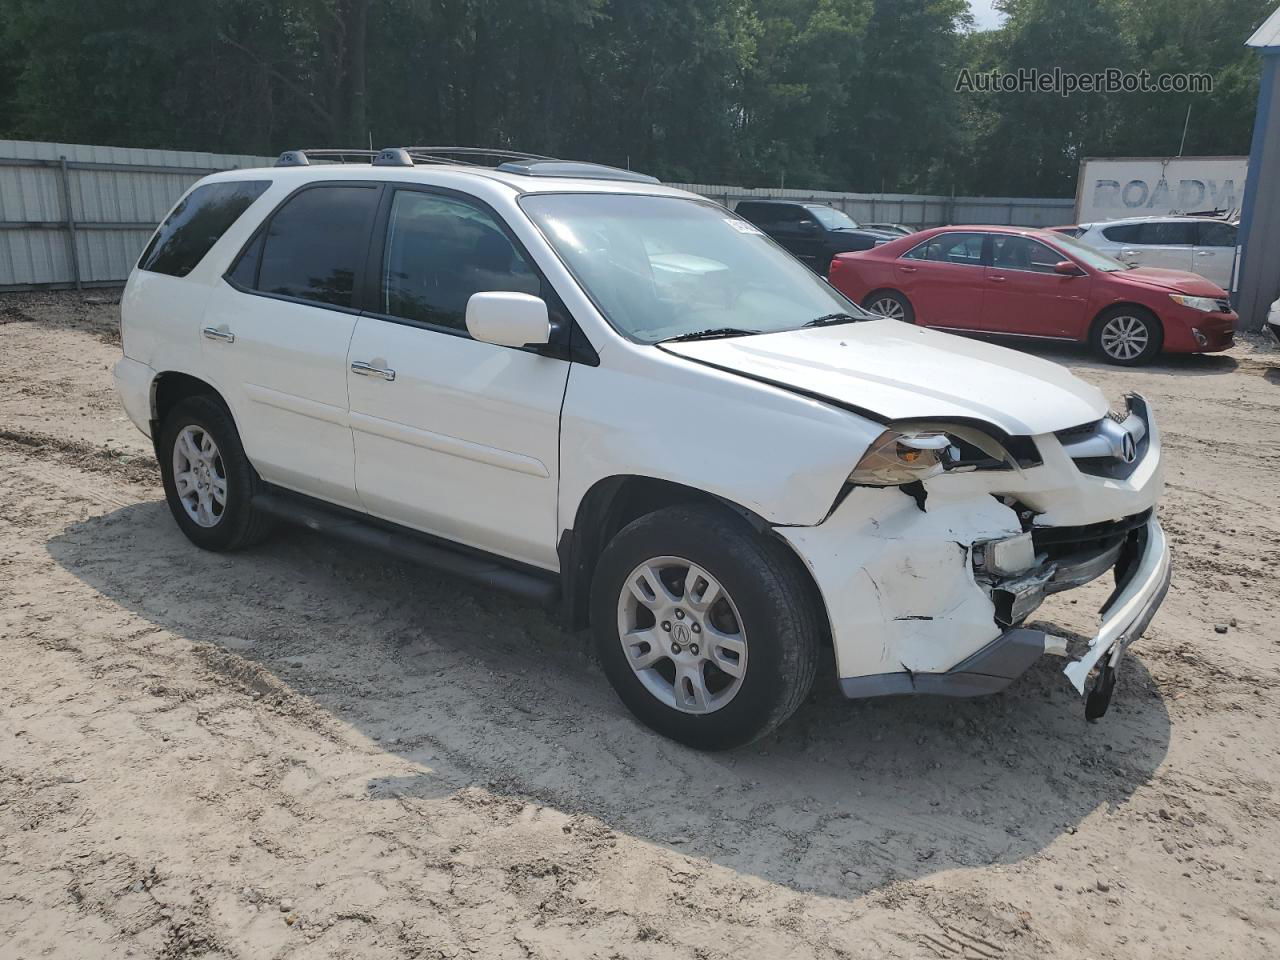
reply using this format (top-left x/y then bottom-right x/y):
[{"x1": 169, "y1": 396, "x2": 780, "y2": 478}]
[{"x1": 1121, "y1": 433, "x2": 1138, "y2": 463}]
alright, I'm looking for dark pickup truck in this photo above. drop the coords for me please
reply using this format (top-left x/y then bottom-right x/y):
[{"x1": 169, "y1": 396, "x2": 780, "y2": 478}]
[{"x1": 734, "y1": 200, "x2": 900, "y2": 276}]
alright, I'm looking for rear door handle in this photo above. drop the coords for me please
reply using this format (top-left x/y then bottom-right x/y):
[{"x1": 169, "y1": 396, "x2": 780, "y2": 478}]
[
  {"x1": 351, "y1": 360, "x2": 396, "y2": 382},
  {"x1": 201, "y1": 326, "x2": 235, "y2": 343},
  {"x1": 1195, "y1": 250, "x2": 1214, "y2": 257},
  {"x1": 988, "y1": 275, "x2": 1007, "y2": 283}
]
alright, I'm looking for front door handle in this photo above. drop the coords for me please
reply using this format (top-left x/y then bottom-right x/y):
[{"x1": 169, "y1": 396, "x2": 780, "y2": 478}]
[
  {"x1": 351, "y1": 360, "x2": 396, "y2": 382},
  {"x1": 201, "y1": 326, "x2": 235, "y2": 343},
  {"x1": 988, "y1": 275, "x2": 1007, "y2": 283},
  {"x1": 900, "y1": 266, "x2": 919, "y2": 274},
  {"x1": 1195, "y1": 250, "x2": 1214, "y2": 257}
]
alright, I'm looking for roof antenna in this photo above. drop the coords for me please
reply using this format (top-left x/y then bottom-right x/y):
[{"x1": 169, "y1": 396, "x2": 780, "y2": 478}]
[{"x1": 368, "y1": 130, "x2": 373, "y2": 151}]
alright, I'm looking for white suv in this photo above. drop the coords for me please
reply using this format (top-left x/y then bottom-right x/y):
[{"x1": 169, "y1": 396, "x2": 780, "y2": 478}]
[
  {"x1": 114, "y1": 147, "x2": 1172, "y2": 749},
  {"x1": 1067, "y1": 216, "x2": 1238, "y2": 290}
]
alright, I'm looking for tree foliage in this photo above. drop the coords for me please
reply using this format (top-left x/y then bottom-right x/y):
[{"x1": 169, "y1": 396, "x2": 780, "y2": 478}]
[{"x1": 0, "y1": 0, "x2": 1272, "y2": 195}]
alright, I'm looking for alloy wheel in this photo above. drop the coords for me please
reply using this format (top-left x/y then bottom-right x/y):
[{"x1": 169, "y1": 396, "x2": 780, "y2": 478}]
[
  {"x1": 1100, "y1": 314, "x2": 1150, "y2": 361},
  {"x1": 172, "y1": 425, "x2": 227, "y2": 528},
  {"x1": 616, "y1": 556, "x2": 748, "y2": 715},
  {"x1": 868, "y1": 297, "x2": 905, "y2": 320}
]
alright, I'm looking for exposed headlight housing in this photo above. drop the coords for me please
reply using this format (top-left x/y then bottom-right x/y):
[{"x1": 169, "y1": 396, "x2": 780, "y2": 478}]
[
  {"x1": 848, "y1": 430, "x2": 952, "y2": 486},
  {"x1": 1169, "y1": 294, "x2": 1218, "y2": 313}
]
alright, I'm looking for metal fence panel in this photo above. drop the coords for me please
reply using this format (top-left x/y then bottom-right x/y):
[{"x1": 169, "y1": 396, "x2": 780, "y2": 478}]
[
  {"x1": 0, "y1": 141, "x2": 1074, "y2": 288},
  {"x1": 0, "y1": 140, "x2": 273, "y2": 289},
  {"x1": 669, "y1": 182, "x2": 1074, "y2": 229}
]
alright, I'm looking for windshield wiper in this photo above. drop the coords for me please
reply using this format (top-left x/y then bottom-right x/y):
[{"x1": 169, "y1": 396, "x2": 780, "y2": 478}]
[
  {"x1": 802, "y1": 312, "x2": 868, "y2": 327},
  {"x1": 659, "y1": 327, "x2": 761, "y2": 343}
]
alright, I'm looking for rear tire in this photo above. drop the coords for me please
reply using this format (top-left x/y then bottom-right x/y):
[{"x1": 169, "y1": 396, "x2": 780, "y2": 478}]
[
  {"x1": 862, "y1": 290, "x2": 915, "y2": 324},
  {"x1": 1090, "y1": 306, "x2": 1162, "y2": 365},
  {"x1": 158, "y1": 395, "x2": 274, "y2": 551},
  {"x1": 591, "y1": 504, "x2": 821, "y2": 750}
]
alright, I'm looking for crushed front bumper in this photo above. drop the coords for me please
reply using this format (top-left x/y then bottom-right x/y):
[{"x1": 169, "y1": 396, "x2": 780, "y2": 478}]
[
  {"x1": 1063, "y1": 515, "x2": 1171, "y2": 714},
  {"x1": 778, "y1": 394, "x2": 1169, "y2": 718},
  {"x1": 833, "y1": 516, "x2": 1171, "y2": 715}
]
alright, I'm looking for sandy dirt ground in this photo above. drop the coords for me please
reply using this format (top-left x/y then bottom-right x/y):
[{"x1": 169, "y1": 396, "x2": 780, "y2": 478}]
[{"x1": 2, "y1": 290, "x2": 1279, "y2": 959}]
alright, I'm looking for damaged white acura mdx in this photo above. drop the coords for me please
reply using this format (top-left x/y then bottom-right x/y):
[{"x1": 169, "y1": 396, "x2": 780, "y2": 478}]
[{"x1": 114, "y1": 148, "x2": 1172, "y2": 750}]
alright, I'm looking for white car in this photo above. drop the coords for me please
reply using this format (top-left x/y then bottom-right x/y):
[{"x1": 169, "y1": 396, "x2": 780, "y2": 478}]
[
  {"x1": 1065, "y1": 216, "x2": 1237, "y2": 290},
  {"x1": 1269, "y1": 298, "x2": 1280, "y2": 343},
  {"x1": 114, "y1": 147, "x2": 1172, "y2": 749}
]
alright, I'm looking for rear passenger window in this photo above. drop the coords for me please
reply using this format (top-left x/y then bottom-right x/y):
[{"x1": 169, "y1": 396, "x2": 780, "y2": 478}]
[
  {"x1": 736, "y1": 203, "x2": 778, "y2": 225},
  {"x1": 380, "y1": 190, "x2": 540, "y2": 331},
  {"x1": 138, "y1": 180, "x2": 270, "y2": 277},
  {"x1": 238, "y1": 184, "x2": 380, "y2": 309},
  {"x1": 1138, "y1": 222, "x2": 1196, "y2": 245},
  {"x1": 903, "y1": 232, "x2": 986, "y2": 265}
]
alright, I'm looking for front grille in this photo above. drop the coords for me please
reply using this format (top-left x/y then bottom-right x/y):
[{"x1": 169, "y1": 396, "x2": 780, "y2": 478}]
[
  {"x1": 1054, "y1": 421, "x2": 1098, "y2": 443},
  {"x1": 1054, "y1": 404, "x2": 1149, "y2": 480},
  {"x1": 1032, "y1": 510, "x2": 1151, "y2": 563}
]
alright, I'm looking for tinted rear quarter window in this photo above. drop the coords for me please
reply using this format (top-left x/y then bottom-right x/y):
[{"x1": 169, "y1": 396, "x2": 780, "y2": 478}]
[
  {"x1": 138, "y1": 180, "x2": 270, "y2": 277},
  {"x1": 1101, "y1": 223, "x2": 1142, "y2": 243},
  {"x1": 236, "y1": 184, "x2": 381, "y2": 308}
]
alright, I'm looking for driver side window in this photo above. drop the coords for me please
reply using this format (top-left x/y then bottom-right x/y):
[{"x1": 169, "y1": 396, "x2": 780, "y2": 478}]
[{"x1": 381, "y1": 190, "x2": 540, "y2": 332}]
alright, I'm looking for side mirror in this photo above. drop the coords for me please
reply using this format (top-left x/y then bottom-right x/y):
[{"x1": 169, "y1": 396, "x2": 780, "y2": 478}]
[
  {"x1": 1054, "y1": 260, "x2": 1084, "y2": 276},
  {"x1": 466, "y1": 291, "x2": 551, "y2": 348}
]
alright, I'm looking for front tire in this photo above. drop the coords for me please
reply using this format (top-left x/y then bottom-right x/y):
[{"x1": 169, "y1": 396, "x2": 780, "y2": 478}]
[
  {"x1": 591, "y1": 505, "x2": 821, "y2": 750},
  {"x1": 862, "y1": 290, "x2": 915, "y2": 324},
  {"x1": 1090, "y1": 306, "x2": 1162, "y2": 365},
  {"x1": 158, "y1": 395, "x2": 274, "y2": 551}
]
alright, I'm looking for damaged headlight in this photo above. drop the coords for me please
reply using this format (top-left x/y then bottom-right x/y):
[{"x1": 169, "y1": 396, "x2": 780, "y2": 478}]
[
  {"x1": 848, "y1": 423, "x2": 1035, "y2": 487},
  {"x1": 848, "y1": 430, "x2": 952, "y2": 486}
]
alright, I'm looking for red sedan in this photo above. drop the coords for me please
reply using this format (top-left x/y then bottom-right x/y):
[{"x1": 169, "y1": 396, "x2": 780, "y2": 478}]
[{"x1": 827, "y1": 225, "x2": 1236, "y2": 364}]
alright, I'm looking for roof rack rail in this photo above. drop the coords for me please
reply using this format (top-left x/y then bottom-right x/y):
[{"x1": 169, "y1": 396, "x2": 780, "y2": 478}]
[
  {"x1": 274, "y1": 146, "x2": 558, "y2": 168},
  {"x1": 272, "y1": 146, "x2": 661, "y2": 183}
]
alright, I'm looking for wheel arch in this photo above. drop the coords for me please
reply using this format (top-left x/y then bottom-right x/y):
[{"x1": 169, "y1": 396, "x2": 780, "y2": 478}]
[
  {"x1": 151, "y1": 370, "x2": 229, "y2": 424},
  {"x1": 861, "y1": 288, "x2": 913, "y2": 319},
  {"x1": 148, "y1": 372, "x2": 233, "y2": 461},
  {"x1": 557, "y1": 475, "x2": 829, "y2": 640},
  {"x1": 1089, "y1": 301, "x2": 1164, "y2": 341}
]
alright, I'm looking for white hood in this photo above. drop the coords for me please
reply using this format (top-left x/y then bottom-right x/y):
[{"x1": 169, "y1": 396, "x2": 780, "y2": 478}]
[{"x1": 661, "y1": 319, "x2": 1108, "y2": 436}]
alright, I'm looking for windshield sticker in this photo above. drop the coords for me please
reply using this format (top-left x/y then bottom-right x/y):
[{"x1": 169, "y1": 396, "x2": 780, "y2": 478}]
[{"x1": 726, "y1": 218, "x2": 764, "y2": 235}]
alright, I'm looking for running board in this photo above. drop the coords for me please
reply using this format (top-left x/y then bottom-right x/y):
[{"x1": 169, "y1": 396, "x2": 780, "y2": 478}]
[{"x1": 251, "y1": 492, "x2": 560, "y2": 608}]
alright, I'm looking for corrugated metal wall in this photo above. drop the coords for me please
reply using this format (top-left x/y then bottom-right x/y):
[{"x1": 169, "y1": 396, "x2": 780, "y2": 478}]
[
  {"x1": 0, "y1": 140, "x2": 1074, "y2": 289},
  {"x1": 0, "y1": 140, "x2": 272, "y2": 290},
  {"x1": 670, "y1": 183, "x2": 1074, "y2": 230}
]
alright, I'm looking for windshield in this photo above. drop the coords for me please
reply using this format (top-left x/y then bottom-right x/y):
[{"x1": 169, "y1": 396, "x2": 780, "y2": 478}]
[
  {"x1": 521, "y1": 194, "x2": 867, "y2": 343},
  {"x1": 1050, "y1": 231, "x2": 1130, "y2": 272},
  {"x1": 808, "y1": 206, "x2": 860, "y2": 230}
]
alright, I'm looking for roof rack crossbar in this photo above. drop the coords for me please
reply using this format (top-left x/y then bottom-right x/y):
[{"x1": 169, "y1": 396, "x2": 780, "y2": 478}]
[{"x1": 401, "y1": 146, "x2": 559, "y2": 163}]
